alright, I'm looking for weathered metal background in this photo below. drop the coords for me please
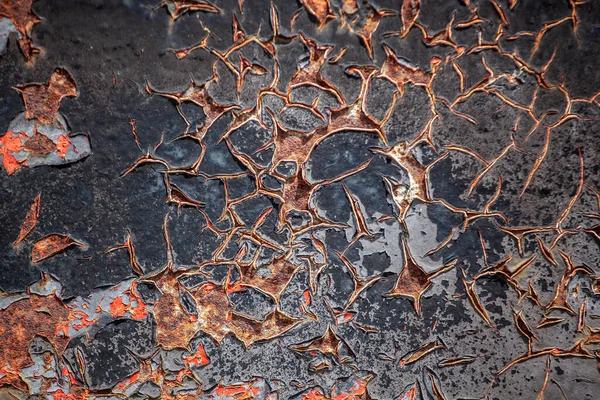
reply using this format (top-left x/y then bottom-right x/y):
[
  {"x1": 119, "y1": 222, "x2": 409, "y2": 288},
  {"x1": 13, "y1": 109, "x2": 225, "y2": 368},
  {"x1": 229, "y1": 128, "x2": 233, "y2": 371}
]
[{"x1": 1, "y1": 0, "x2": 600, "y2": 399}]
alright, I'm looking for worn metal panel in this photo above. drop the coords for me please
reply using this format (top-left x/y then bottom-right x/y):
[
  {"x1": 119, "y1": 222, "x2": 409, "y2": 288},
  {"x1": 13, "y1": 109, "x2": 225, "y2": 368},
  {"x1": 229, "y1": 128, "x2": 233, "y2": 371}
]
[{"x1": 1, "y1": 0, "x2": 599, "y2": 398}]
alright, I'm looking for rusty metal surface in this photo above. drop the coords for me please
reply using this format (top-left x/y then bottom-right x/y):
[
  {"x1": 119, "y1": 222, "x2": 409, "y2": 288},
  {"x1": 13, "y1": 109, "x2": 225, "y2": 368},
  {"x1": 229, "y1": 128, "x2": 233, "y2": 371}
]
[{"x1": 1, "y1": 0, "x2": 600, "y2": 399}]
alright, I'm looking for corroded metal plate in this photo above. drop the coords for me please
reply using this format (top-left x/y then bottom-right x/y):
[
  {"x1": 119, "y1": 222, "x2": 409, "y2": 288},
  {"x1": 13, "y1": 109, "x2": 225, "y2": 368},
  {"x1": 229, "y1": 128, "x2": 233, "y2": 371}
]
[{"x1": 1, "y1": 0, "x2": 600, "y2": 399}]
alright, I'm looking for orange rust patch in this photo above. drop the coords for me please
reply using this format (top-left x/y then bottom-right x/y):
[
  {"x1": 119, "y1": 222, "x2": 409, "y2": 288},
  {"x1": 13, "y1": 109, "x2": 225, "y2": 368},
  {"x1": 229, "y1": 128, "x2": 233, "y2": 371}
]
[
  {"x1": 0, "y1": 0, "x2": 41, "y2": 60},
  {"x1": 14, "y1": 192, "x2": 41, "y2": 245},
  {"x1": 31, "y1": 234, "x2": 84, "y2": 263},
  {"x1": 13, "y1": 68, "x2": 78, "y2": 125},
  {"x1": 0, "y1": 295, "x2": 70, "y2": 391}
]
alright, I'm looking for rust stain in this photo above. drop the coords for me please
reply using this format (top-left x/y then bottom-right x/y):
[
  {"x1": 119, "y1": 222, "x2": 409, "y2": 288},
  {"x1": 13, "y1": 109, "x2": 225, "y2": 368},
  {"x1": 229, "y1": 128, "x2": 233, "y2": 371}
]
[
  {"x1": 13, "y1": 68, "x2": 78, "y2": 125},
  {"x1": 300, "y1": 0, "x2": 335, "y2": 28},
  {"x1": 31, "y1": 234, "x2": 84, "y2": 263},
  {"x1": 0, "y1": 294, "x2": 70, "y2": 391},
  {"x1": 155, "y1": 0, "x2": 220, "y2": 20},
  {"x1": 384, "y1": 237, "x2": 457, "y2": 315},
  {"x1": 400, "y1": 0, "x2": 420, "y2": 38},
  {"x1": 14, "y1": 192, "x2": 41, "y2": 245},
  {"x1": 0, "y1": 0, "x2": 41, "y2": 60},
  {"x1": 400, "y1": 338, "x2": 445, "y2": 367}
]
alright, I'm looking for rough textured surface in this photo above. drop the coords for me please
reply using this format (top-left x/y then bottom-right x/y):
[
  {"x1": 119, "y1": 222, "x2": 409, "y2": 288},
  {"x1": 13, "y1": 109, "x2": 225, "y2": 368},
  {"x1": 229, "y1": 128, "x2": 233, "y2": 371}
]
[{"x1": 1, "y1": 0, "x2": 600, "y2": 399}]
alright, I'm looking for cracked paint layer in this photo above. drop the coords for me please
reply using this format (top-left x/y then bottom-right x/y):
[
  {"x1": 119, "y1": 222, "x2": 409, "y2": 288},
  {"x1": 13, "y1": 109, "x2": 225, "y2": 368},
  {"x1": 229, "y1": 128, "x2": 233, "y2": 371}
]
[{"x1": 1, "y1": 0, "x2": 600, "y2": 399}]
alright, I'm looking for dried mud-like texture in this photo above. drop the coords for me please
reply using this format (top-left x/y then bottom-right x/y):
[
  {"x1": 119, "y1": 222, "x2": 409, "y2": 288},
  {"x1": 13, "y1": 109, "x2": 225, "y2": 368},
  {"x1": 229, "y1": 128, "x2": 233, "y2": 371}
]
[{"x1": 1, "y1": 0, "x2": 600, "y2": 399}]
